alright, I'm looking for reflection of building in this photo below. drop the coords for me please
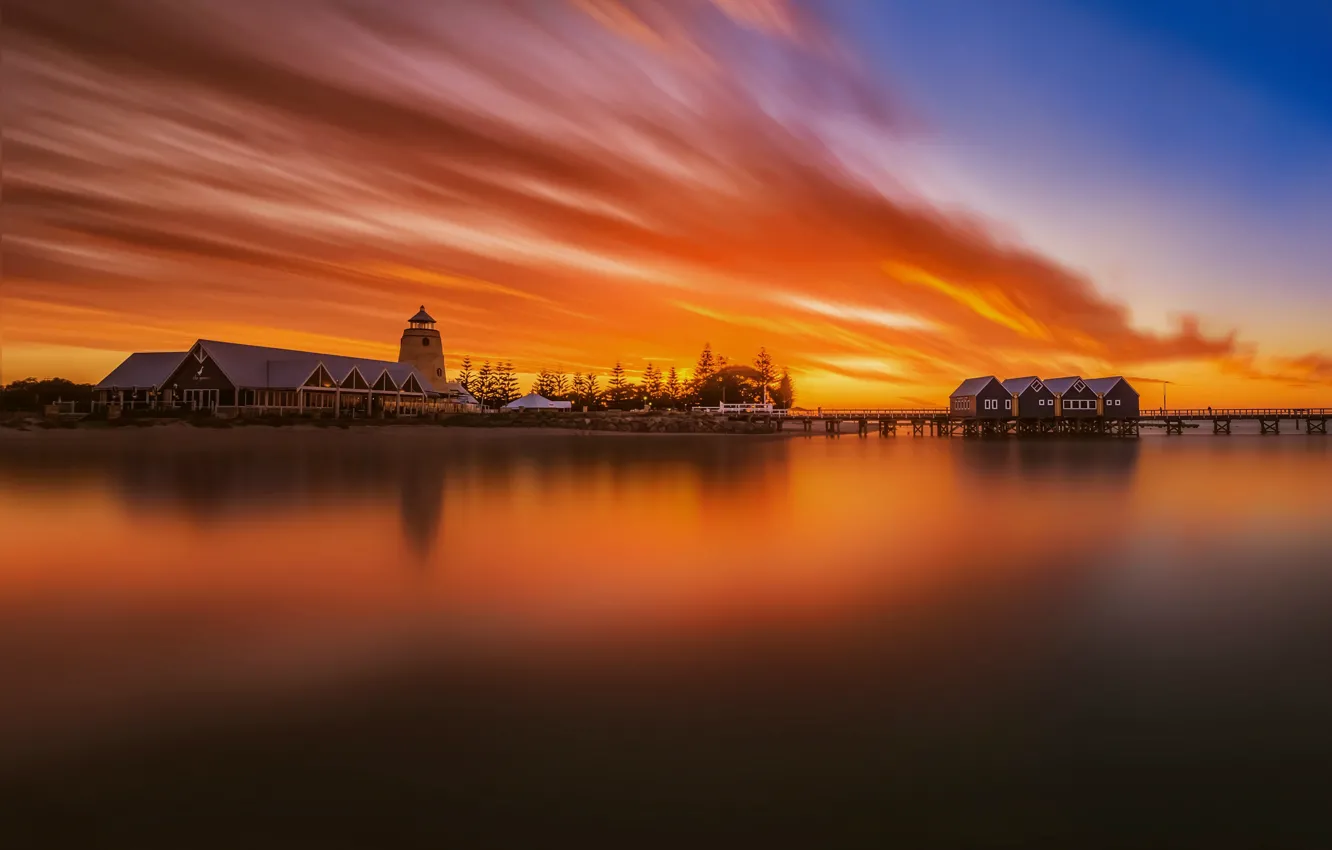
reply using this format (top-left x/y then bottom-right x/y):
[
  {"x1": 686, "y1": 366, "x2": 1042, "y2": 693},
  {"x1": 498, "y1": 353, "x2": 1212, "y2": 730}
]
[
  {"x1": 94, "y1": 307, "x2": 476, "y2": 414},
  {"x1": 398, "y1": 462, "x2": 445, "y2": 558}
]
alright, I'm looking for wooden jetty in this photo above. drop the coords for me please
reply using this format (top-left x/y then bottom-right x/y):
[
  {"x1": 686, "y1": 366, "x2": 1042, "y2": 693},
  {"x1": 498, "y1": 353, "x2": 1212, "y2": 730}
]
[{"x1": 693, "y1": 404, "x2": 1332, "y2": 438}]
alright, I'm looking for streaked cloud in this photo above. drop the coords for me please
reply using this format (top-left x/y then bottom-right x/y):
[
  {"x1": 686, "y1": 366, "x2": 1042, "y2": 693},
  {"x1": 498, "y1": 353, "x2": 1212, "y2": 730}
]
[
  {"x1": 885, "y1": 262, "x2": 1051, "y2": 341},
  {"x1": 0, "y1": 0, "x2": 1318, "y2": 404},
  {"x1": 780, "y1": 295, "x2": 935, "y2": 332}
]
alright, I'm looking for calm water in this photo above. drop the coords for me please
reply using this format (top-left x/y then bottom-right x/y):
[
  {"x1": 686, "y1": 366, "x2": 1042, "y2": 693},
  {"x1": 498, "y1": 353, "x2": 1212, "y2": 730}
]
[{"x1": 2, "y1": 426, "x2": 1331, "y2": 846}]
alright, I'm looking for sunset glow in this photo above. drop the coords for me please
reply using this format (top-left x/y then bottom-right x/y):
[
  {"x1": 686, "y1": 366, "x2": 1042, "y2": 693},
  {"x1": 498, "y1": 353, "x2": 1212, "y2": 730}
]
[{"x1": 3, "y1": 0, "x2": 1329, "y2": 405}]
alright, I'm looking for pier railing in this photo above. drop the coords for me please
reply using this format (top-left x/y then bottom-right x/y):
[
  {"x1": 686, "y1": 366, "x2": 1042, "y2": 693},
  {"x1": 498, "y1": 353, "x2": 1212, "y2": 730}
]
[
  {"x1": 693, "y1": 406, "x2": 949, "y2": 418},
  {"x1": 1140, "y1": 408, "x2": 1332, "y2": 418}
]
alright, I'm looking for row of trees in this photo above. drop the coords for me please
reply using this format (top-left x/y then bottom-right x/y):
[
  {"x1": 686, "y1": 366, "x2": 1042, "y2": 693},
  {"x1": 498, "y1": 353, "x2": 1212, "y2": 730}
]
[
  {"x1": 0, "y1": 378, "x2": 94, "y2": 411},
  {"x1": 453, "y1": 360, "x2": 523, "y2": 410},
  {"x1": 455, "y1": 345, "x2": 795, "y2": 411}
]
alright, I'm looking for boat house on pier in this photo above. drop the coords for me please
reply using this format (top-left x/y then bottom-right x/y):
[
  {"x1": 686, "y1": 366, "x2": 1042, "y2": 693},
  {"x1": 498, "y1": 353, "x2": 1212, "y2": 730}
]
[
  {"x1": 949, "y1": 376, "x2": 1011, "y2": 419},
  {"x1": 1001, "y1": 376, "x2": 1055, "y2": 419}
]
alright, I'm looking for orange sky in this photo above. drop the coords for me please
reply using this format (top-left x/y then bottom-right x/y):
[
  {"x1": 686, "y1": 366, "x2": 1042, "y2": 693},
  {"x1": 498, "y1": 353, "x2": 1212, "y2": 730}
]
[{"x1": 2, "y1": 0, "x2": 1329, "y2": 406}]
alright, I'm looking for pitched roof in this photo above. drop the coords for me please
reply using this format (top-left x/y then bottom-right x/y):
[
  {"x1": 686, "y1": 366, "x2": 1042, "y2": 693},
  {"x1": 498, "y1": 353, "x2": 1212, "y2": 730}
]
[
  {"x1": 266, "y1": 359, "x2": 321, "y2": 389},
  {"x1": 408, "y1": 306, "x2": 435, "y2": 324},
  {"x1": 1001, "y1": 376, "x2": 1044, "y2": 394},
  {"x1": 445, "y1": 381, "x2": 478, "y2": 405},
  {"x1": 385, "y1": 362, "x2": 425, "y2": 388},
  {"x1": 193, "y1": 340, "x2": 437, "y2": 393},
  {"x1": 1085, "y1": 376, "x2": 1136, "y2": 396},
  {"x1": 949, "y1": 376, "x2": 1000, "y2": 397},
  {"x1": 96, "y1": 352, "x2": 186, "y2": 389},
  {"x1": 1042, "y1": 376, "x2": 1087, "y2": 395}
]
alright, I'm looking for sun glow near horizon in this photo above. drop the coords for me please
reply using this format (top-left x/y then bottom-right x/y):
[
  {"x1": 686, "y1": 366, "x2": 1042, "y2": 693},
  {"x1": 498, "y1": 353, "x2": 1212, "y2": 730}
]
[{"x1": 2, "y1": 0, "x2": 1329, "y2": 406}]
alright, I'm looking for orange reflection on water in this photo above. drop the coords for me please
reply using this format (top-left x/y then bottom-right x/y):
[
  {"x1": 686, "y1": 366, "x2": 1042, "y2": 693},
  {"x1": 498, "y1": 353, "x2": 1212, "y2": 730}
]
[{"x1": 1, "y1": 427, "x2": 1329, "y2": 762}]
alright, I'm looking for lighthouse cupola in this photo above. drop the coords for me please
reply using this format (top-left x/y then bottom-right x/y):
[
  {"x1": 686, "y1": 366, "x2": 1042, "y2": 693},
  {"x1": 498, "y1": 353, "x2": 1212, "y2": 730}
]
[{"x1": 398, "y1": 305, "x2": 446, "y2": 390}]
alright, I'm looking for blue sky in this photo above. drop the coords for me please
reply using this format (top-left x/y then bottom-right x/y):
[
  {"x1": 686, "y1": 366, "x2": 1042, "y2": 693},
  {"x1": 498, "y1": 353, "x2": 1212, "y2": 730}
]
[{"x1": 839, "y1": 0, "x2": 1332, "y2": 352}]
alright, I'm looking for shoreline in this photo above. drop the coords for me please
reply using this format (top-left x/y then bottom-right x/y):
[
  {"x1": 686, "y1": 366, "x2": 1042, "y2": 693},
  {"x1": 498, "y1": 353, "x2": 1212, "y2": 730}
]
[{"x1": 0, "y1": 415, "x2": 800, "y2": 445}]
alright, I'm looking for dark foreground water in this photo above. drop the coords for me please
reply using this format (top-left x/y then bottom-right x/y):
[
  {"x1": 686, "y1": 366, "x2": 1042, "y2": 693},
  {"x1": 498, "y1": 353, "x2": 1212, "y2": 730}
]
[{"x1": 2, "y1": 426, "x2": 1330, "y2": 847}]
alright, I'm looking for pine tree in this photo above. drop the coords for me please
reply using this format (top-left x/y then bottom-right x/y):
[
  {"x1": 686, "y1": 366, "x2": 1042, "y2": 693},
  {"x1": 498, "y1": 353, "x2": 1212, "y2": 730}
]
[
  {"x1": 607, "y1": 360, "x2": 632, "y2": 408},
  {"x1": 693, "y1": 344, "x2": 716, "y2": 385},
  {"x1": 458, "y1": 357, "x2": 474, "y2": 395},
  {"x1": 573, "y1": 372, "x2": 601, "y2": 409},
  {"x1": 690, "y1": 343, "x2": 718, "y2": 407},
  {"x1": 752, "y1": 347, "x2": 776, "y2": 404},
  {"x1": 532, "y1": 369, "x2": 555, "y2": 397},
  {"x1": 643, "y1": 363, "x2": 663, "y2": 407},
  {"x1": 475, "y1": 361, "x2": 495, "y2": 409},
  {"x1": 665, "y1": 366, "x2": 681, "y2": 409},
  {"x1": 774, "y1": 369, "x2": 795, "y2": 409},
  {"x1": 553, "y1": 372, "x2": 571, "y2": 399},
  {"x1": 498, "y1": 361, "x2": 521, "y2": 406}
]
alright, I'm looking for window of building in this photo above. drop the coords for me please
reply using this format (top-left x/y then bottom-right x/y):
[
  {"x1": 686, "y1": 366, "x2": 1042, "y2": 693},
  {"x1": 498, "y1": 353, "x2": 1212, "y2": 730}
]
[
  {"x1": 422, "y1": 337, "x2": 430, "y2": 347},
  {"x1": 1005, "y1": 399, "x2": 1011, "y2": 409}
]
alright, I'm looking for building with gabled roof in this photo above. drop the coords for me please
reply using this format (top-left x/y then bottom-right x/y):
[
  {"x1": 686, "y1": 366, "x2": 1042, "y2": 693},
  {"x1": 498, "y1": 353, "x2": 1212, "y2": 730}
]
[
  {"x1": 95, "y1": 352, "x2": 185, "y2": 392},
  {"x1": 93, "y1": 352, "x2": 187, "y2": 410},
  {"x1": 949, "y1": 375, "x2": 1011, "y2": 419},
  {"x1": 1000, "y1": 376, "x2": 1055, "y2": 419},
  {"x1": 94, "y1": 308, "x2": 455, "y2": 416},
  {"x1": 1042, "y1": 376, "x2": 1099, "y2": 417},
  {"x1": 1085, "y1": 376, "x2": 1139, "y2": 417}
]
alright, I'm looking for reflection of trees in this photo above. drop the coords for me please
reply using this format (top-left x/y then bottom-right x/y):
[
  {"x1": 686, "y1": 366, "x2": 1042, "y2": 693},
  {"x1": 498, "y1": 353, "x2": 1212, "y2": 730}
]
[{"x1": 0, "y1": 431, "x2": 790, "y2": 559}]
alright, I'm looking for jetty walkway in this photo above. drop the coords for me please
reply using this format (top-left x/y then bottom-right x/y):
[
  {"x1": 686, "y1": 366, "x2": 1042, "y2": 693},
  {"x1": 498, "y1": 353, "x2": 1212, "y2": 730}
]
[{"x1": 692, "y1": 404, "x2": 1332, "y2": 438}]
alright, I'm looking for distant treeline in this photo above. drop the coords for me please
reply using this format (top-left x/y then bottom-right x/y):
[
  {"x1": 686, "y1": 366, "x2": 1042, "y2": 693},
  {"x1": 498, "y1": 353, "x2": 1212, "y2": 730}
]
[
  {"x1": 0, "y1": 377, "x2": 95, "y2": 411},
  {"x1": 457, "y1": 343, "x2": 795, "y2": 411}
]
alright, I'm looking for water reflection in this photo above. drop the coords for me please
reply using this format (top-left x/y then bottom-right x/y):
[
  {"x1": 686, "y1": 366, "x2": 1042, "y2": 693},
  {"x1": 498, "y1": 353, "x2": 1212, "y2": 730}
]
[
  {"x1": 1, "y1": 429, "x2": 1330, "y2": 845},
  {"x1": 955, "y1": 437, "x2": 1142, "y2": 481}
]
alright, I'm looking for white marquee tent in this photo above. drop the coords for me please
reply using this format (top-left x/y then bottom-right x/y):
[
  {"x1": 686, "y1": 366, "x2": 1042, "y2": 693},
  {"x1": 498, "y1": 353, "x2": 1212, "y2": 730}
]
[{"x1": 504, "y1": 393, "x2": 572, "y2": 410}]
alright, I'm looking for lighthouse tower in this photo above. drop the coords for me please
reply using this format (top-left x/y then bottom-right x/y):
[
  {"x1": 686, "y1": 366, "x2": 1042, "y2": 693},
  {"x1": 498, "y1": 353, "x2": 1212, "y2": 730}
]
[{"x1": 397, "y1": 306, "x2": 446, "y2": 391}]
